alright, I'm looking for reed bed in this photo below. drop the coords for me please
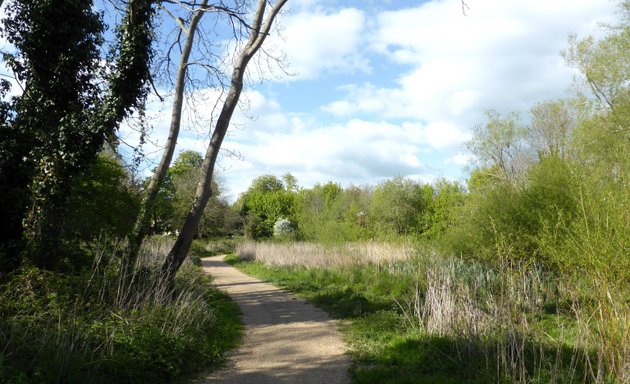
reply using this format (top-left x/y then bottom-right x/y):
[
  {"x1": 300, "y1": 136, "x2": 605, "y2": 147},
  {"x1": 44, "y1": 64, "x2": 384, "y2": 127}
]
[
  {"x1": 399, "y1": 259, "x2": 630, "y2": 383},
  {"x1": 236, "y1": 240, "x2": 416, "y2": 269}
]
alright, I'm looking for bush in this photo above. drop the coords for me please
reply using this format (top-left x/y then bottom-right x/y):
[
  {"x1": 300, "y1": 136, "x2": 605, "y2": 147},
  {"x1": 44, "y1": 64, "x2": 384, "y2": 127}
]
[{"x1": 442, "y1": 157, "x2": 580, "y2": 267}]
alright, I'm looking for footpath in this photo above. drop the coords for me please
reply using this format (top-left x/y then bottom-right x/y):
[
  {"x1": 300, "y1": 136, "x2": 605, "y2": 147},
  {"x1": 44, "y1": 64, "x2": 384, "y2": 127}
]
[{"x1": 196, "y1": 255, "x2": 350, "y2": 384}]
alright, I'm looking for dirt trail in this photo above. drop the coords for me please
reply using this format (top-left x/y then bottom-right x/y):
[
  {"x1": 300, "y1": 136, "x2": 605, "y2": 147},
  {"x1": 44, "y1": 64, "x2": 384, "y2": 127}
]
[{"x1": 196, "y1": 255, "x2": 351, "y2": 384}]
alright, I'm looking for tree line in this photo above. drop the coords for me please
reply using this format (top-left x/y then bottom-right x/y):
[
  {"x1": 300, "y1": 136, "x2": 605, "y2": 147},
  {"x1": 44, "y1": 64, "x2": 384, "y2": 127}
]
[{"x1": 237, "y1": 2, "x2": 629, "y2": 284}]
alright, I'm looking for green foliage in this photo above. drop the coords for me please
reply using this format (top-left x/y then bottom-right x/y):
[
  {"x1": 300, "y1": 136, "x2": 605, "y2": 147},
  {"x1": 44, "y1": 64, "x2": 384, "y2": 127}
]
[
  {"x1": 0, "y1": 0, "x2": 155, "y2": 271},
  {"x1": 295, "y1": 183, "x2": 373, "y2": 243},
  {"x1": 370, "y1": 176, "x2": 428, "y2": 237},
  {"x1": 1, "y1": 0, "x2": 105, "y2": 269},
  {"x1": 238, "y1": 174, "x2": 297, "y2": 239},
  {"x1": 169, "y1": 150, "x2": 203, "y2": 176},
  {"x1": 63, "y1": 152, "x2": 140, "y2": 240},
  {"x1": 290, "y1": 177, "x2": 463, "y2": 243},
  {"x1": 420, "y1": 179, "x2": 464, "y2": 239},
  {"x1": 147, "y1": 151, "x2": 235, "y2": 238},
  {"x1": 443, "y1": 4, "x2": 630, "y2": 284},
  {"x1": 443, "y1": 157, "x2": 580, "y2": 265},
  {"x1": 467, "y1": 110, "x2": 531, "y2": 184}
]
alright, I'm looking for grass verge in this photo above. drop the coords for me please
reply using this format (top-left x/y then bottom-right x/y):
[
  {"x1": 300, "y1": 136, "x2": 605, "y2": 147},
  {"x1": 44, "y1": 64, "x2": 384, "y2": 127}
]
[{"x1": 228, "y1": 243, "x2": 629, "y2": 384}]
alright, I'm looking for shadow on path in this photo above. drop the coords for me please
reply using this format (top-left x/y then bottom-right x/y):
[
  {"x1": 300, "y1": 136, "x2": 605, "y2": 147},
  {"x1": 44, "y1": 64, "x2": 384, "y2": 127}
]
[{"x1": 195, "y1": 256, "x2": 351, "y2": 384}]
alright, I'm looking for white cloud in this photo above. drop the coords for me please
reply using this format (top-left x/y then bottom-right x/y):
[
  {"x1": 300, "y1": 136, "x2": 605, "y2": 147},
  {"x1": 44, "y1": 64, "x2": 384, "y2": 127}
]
[
  {"x1": 445, "y1": 153, "x2": 473, "y2": 167},
  {"x1": 269, "y1": 7, "x2": 370, "y2": 80},
  {"x1": 325, "y1": 0, "x2": 618, "y2": 121},
  {"x1": 118, "y1": 0, "x2": 621, "y2": 200},
  {"x1": 220, "y1": 113, "x2": 475, "y2": 197}
]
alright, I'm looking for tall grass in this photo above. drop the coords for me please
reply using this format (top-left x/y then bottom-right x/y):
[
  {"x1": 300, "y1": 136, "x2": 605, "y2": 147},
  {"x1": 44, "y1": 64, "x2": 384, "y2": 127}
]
[
  {"x1": 408, "y1": 261, "x2": 629, "y2": 383},
  {"x1": 235, "y1": 240, "x2": 629, "y2": 383},
  {"x1": 236, "y1": 240, "x2": 415, "y2": 269},
  {"x1": 0, "y1": 236, "x2": 239, "y2": 383}
]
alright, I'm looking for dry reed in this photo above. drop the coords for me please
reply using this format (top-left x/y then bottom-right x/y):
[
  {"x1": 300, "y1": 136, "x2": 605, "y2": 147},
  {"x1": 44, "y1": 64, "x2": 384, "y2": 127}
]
[
  {"x1": 236, "y1": 240, "x2": 415, "y2": 269},
  {"x1": 402, "y1": 260, "x2": 629, "y2": 383},
  {"x1": 235, "y1": 240, "x2": 628, "y2": 382}
]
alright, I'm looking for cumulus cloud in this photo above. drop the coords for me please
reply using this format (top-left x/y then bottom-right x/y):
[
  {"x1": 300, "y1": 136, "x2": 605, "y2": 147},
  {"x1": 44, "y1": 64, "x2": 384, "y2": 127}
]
[
  {"x1": 219, "y1": 113, "x2": 474, "y2": 197},
  {"x1": 268, "y1": 7, "x2": 370, "y2": 80},
  {"x1": 311, "y1": 0, "x2": 619, "y2": 186}
]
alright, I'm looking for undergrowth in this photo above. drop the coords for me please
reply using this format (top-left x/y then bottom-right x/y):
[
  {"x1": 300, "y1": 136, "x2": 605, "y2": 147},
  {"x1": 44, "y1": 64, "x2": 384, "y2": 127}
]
[{"x1": 0, "y1": 238, "x2": 242, "y2": 384}]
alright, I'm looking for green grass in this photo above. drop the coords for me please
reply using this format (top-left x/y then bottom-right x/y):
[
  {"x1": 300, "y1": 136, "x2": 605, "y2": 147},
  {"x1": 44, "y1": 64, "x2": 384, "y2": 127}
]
[
  {"x1": 229, "y1": 257, "x2": 480, "y2": 383},
  {"x1": 228, "y1": 254, "x2": 625, "y2": 383}
]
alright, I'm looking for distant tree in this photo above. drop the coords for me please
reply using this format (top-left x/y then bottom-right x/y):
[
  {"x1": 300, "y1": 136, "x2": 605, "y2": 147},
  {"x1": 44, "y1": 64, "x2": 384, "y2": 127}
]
[
  {"x1": 529, "y1": 99, "x2": 586, "y2": 160},
  {"x1": 370, "y1": 176, "x2": 427, "y2": 236},
  {"x1": 238, "y1": 175, "x2": 295, "y2": 239},
  {"x1": 423, "y1": 179, "x2": 466, "y2": 238},
  {"x1": 282, "y1": 172, "x2": 299, "y2": 191},
  {"x1": 467, "y1": 110, "x2": 532, "y2": 185},
  {"x1": 564, "y1": 2, "x2": 629, "y2": 182},
  {"x1": 168, "y1": 151, "x2": 230, "y2": 238}
]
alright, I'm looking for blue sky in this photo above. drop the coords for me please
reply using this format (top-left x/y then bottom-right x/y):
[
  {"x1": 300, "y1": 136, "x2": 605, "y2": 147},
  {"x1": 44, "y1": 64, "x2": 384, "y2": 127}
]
[{"x1": 116, "y1": 0, "x2": 619, "y2": 200}]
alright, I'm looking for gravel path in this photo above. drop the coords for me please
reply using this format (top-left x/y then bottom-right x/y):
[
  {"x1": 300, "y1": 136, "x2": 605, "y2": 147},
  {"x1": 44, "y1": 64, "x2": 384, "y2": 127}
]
[{"x1": 196, "y1": 255, "x2": 351, "y2": 384}]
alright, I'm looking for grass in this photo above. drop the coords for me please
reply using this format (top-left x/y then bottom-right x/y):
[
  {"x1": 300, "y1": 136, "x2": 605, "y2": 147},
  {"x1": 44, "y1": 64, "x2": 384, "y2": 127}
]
[
  {"x1": 0, "y1": 237, "x2": 243, "y2": 384},
  {"x1": 230, "y1": 241, "x2": 629, "y2": 383}
]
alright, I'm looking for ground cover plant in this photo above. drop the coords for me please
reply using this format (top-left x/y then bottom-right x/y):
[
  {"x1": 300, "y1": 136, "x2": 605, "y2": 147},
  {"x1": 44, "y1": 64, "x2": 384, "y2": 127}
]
[
  {"x1": 0, "y1": 237, "x2": 242, "y2": 384},
  {"x1": 230, "y1": 241, "x2": 629, "y2": 383}
]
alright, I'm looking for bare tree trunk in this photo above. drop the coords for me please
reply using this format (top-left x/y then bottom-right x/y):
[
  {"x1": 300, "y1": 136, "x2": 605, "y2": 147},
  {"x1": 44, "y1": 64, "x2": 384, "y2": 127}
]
[
  {"x1": 161, "y1": 0, "x2": 288, "y2": 284},
  {"x1": 123, "y1": 1, "x2": 208, "y2": 276}
]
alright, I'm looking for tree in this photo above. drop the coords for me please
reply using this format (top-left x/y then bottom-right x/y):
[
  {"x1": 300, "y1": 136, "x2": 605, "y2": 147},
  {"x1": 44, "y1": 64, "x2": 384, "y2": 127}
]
[
  {"x1": 529, "y1": 99, "x2": 582, "y2": 159},
  {"x1": 63, "y1": 152, "x2": 140, "y2": 241},
  {"x1": 467, "y1": 110, "x2": 531, "y2": 185},
  {"x1": 168, "y1": 151, "x2": 229, "y2": 238},
  {"x1": 370, "y1": 176, "x2": 426, "y2": 237},
  {"x1": 162, "y1": 0, "x2": 288, "y2": 284},
  {"x1": 564, "y1": 1, "x2": 629, "y2": 184},
  {"x1": 0, "y1": 0, "x2": 155, "y2": 271},
  {"x1": 422, "y1": 179, "x2": 465, "y2": 238},
  {"x1": 282, "y1": 172, "x2": 299, "y2": 192},
  {"x1": 124, "y1": 0, "x2": 209, "y2": 273},
  {"x1": 238, "y1": 175, "x2": 295, "y2": 239}
]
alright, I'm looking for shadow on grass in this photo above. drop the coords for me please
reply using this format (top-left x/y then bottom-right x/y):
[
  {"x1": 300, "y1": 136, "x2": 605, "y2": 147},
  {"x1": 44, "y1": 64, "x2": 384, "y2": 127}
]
[
  {"x1": 351, "y1": 326, "x2": 594, "y2": 384},
  {"x1": 230, "y1": 259, "x2": 601, "y2": 384}
]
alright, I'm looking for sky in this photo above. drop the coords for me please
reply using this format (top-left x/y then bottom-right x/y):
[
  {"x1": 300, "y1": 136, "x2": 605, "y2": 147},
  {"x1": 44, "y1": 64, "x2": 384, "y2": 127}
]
[{"x1": 4, "y1": 0, "x2": 619, "y2": 202}]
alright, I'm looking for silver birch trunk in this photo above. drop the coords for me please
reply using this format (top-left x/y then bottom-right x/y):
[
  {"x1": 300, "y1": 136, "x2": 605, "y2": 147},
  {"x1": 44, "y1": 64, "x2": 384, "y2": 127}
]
[
  {"x1": 123, "y1": 1, "x2": 208, "y2": 276},
  {"x1": 161, "y1": 0, "x2": 288, "y2": 283}
]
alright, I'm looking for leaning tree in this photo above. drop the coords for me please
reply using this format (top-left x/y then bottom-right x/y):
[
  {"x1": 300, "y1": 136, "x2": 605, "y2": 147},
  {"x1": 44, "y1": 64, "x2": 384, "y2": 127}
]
[{"x1": 160, "y1": 0, "x2": 287, "y2": 285}]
